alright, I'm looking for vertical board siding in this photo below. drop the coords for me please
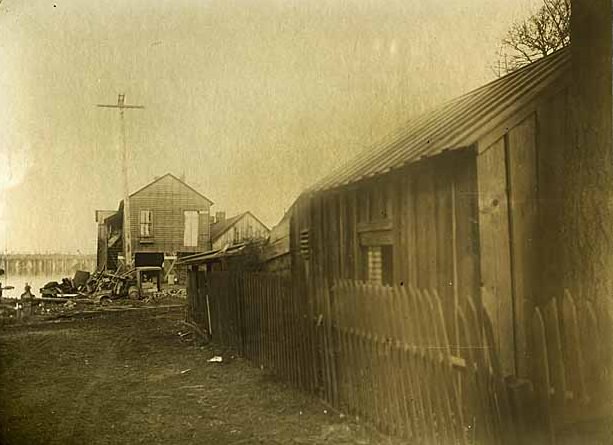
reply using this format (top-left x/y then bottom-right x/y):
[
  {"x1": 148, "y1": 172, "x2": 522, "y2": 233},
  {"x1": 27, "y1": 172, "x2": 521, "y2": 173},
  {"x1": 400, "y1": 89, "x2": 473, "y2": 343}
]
[
  {"x1": 535, "y1": 88, "x2": 569, "y2": 300},
  {"x1": 405, "y1": 176, "x2": 418, "y2": 287},
  {"x1": 314, "y1": 154, "x2": 481, "y2": 347},
  {"x1": 477, "y1": 138, "x2": 515, "y2": 376},
  {"x1": 434, "y1": 163, "x2": 455, "y2": 333},
  {"x1": 506, "y1": 114, "x2": 538, "y2": 378}
]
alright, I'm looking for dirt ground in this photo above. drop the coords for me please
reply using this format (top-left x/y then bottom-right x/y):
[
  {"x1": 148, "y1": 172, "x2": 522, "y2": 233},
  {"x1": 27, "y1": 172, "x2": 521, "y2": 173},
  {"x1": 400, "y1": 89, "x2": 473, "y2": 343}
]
[{"x1": 0, "y1": 308, "x2": 400, "y2": 445}]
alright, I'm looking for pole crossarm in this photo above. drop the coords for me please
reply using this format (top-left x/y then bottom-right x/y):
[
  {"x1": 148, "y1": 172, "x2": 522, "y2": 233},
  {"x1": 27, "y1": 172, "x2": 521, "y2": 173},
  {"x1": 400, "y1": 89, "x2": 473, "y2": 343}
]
[{"x1": 96, "y1": 104, "x2": 145, "y2": 109}]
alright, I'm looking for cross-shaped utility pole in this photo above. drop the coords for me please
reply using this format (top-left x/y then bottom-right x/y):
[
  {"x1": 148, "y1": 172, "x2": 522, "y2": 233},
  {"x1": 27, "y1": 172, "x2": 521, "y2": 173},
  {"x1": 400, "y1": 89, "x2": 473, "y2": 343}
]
[{"x1": 97, "y1": 94, "x2": 144, "y2": 269}]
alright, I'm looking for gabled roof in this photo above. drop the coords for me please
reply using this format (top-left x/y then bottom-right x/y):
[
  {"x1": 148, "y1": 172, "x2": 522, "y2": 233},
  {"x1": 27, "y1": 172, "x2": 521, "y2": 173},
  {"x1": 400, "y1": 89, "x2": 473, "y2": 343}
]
[
  {"x1": 210, "y1": 211, "x2": 270, "y2": 242},
  {"x1": 129, "y1": 173, "x2": 213, "y2": 204},
  {"x1": 311, "y1": 47, "x2": 570, "y2": 192}
]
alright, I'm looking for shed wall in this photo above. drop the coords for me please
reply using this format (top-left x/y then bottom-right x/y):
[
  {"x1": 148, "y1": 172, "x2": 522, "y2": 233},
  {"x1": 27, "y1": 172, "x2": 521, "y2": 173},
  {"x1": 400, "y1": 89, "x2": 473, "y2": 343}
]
[{"x1": 304, "y1": 151, "x2": 481, "y2": 344}]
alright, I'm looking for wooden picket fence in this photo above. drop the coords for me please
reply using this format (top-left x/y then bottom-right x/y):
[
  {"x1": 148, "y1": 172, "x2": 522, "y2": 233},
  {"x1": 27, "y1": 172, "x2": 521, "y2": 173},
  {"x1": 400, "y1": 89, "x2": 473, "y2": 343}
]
[
  {"x1": 330, "y1": 280, "x2": 517, "y2": 444},
  {"x1": 191, "y1": 271, "x2": 521, "y2": 444},
  {"x1": 531, "y1": 290, "x2": 612, "y2": 438}
]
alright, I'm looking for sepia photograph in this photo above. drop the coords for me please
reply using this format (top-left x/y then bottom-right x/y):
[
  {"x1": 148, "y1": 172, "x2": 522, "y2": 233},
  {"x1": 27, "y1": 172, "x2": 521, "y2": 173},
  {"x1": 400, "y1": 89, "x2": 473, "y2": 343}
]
[{"x1": 0, "y1": 0, "x2": 611, "y2": 443}]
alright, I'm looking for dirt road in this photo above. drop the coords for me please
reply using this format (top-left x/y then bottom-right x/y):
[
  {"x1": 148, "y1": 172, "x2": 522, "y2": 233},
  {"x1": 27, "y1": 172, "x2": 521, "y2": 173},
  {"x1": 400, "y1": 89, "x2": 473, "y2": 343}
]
[{"x1": 0, "y1": 308, "x2": 398, "y2": 445}]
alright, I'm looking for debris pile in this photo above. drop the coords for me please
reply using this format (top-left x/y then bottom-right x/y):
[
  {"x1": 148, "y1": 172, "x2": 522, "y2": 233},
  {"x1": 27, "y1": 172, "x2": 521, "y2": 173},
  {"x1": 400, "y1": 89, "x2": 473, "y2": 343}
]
[
  {"x1": 85, "y1": 268, "x2": 140, "y2": 304},
  {"x1": 143, "y1": 287, "x2": 187, "y2": 303},
  {"x1": 1, "y1": 265, "x2": 187, "y2": 323},
  {"x1": 40, "y1": 271, "x2": 91, "y2": 297}
]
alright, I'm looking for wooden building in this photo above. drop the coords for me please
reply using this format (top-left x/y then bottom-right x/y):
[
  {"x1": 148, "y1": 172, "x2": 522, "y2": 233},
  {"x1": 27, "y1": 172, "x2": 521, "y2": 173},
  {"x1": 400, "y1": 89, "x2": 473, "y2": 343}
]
[
  {"x1": 95, "y1": 209, "x2": 117, "y2": 271},
  {"x1": 287, "y1": 48, "x2": 571, "y2": 379},
  {"x1": 96, "y1": 173, "x2": 213, "y2": 277},
  {"x1": 210, "y1": 211, "x2": 270, "y2": 250}
]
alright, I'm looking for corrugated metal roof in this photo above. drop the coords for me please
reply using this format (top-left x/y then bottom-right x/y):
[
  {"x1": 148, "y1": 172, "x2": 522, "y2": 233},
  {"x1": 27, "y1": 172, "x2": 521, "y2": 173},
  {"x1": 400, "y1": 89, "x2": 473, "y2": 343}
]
[
  {"x1": 311, "y1": 48, "x2": 570, "y2": 192},
  {"x1": 176, "y1": 243, "x2": 248, "y2": 265}
]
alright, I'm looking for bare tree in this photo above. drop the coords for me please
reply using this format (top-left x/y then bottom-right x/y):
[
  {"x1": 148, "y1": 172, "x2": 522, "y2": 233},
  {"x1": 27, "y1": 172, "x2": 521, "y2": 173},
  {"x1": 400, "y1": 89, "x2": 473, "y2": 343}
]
[{"x1": 494, "y1": 0, "x2": 570, "y2": 75}]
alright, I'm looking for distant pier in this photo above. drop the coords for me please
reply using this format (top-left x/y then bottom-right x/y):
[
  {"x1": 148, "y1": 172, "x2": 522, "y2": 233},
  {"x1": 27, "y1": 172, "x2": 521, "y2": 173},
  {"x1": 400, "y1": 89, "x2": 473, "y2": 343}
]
[{"x1": 0, "y1": 254, "x2": 97, "y2": 276}]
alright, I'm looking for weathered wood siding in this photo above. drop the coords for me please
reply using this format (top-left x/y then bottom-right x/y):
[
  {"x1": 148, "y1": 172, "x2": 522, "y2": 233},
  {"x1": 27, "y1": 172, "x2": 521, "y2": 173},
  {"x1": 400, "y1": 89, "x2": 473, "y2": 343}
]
[
  {"x1": 212, "y1": 213, "x2": 270, "y2": 250},
  {"x1": 128, "y1": 175, "x2": 212, "y2": 255},
  {"x1": 303, "y1": 151, "x2": 481, "y2": 352},
  {"x1": 477, "y1": 138, "x2": 515, "y2": 375},
  {"x1": 477, "y1": 84, "x2": 569, "y2": 377},
  {"x1": 286, "y1": 81, "x2": 570, "y2": 383},
  {"x1": 535, "y1": 87, "x2": 570, "y2": 298}
]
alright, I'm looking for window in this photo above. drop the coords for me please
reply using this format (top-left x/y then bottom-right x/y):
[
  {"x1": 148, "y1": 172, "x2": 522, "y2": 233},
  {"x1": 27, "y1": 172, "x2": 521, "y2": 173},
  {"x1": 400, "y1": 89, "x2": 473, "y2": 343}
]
[
  {"x1": 233, "y1": 227, "x2": 239, "y2": 244},
  {"x1": 140, "y1": 210, "x2": 152, "y2": 237},
  {"x1": 361, "y1": 245, "x2": 394, "y2": 285},
  {"x1": 300, "y1": 229, "x2": 310, "y2": 260},
  {"x1": 184, "y1": 211, "x2": 199, "y2": 247}
]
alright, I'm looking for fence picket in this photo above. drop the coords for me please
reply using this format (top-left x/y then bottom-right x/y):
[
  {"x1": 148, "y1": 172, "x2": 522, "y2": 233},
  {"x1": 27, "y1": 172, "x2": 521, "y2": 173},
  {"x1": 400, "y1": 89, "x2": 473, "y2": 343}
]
[
  {"x1": 531, "y1": 307, "x2": 555, "y2": 443},
  {"x1": 194, "y1": 272, "x2": 526, "y2": 444},
  {"x1": 544, "y1": 298, "x2": 568, "y2": 407}
]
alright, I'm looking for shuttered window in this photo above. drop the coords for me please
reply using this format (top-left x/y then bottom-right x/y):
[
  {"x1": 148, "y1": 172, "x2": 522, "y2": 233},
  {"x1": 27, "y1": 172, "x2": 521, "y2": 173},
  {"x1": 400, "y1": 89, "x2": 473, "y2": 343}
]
[
  {"x1": 184, "y1": 211, "x2": 199, "y2": 247},
  {"x1": 140, "y1": 210, "x2": 153, "y2": 237},
  {"x1": 299, "y1": 229, "x2": 310, "y2": 260}
]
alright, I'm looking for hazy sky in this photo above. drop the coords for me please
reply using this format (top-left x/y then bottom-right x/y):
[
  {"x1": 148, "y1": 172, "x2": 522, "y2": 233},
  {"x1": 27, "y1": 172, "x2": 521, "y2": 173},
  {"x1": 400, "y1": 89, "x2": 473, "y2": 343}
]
[{"x1": 0, "y1": 0, "x2": 540, "y2": 254}]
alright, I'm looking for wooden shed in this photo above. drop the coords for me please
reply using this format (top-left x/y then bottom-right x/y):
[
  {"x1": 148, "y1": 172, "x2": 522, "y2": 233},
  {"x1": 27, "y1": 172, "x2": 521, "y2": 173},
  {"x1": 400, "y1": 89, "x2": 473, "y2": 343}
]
[{"x1": 289, "y1": 48, "x2": 571, "y2": 378}]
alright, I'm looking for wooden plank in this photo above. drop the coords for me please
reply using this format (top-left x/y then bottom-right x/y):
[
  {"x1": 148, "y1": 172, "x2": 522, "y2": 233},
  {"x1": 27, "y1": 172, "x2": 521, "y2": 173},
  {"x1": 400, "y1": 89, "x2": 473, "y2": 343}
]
[
  {"x1": 535, "y1": 92, "x2": 569, "y2": 295},
  {"x1": 385, "y1": 287, "x2": 404, "y2": 436},
  {"x1": 531, "y1": 307, "x2": 555, "y2": 443},
  {"x1": 389, "y1": 286, "x2": 412, "y2": 439},
  {"x1": 323, "y1": 282, "x2": 339, "y2": 408},
  {"x1": 543, "y1": 298, "x2": 568, "y2": 406},
  {"x1": 356, "y1": 220, "x2": 393, "y2": 233},
  {"x1": 405, "y1": 176, "x2": 418, "y2": 287},
  {"x1": 450, "y1": 179, "x2": 461, "y2": 356},
  {"x1": 453, "y1": 153, "x2": 480, "y2": 343},
  {"x1": 561, "y1": 291, "x2": 588, "y2": 403},
  {"x1": 410, "y1": 286, "x2": 437, "y2": 442},
  {"x1": 414, "y1": 168, "x2": 437, "y2": 290},
  {"x1": 351, "y1": 191, "x2": 360, "y2": 279},
  {"x1": 359, "y1": 230, "x2": 394, "y2": 247},
  {"x1": 339, "y1": 280, "x2": 355, "y2": 414},
  {"x1": 397, "y1": 286, "x2": 420, "y2": 440},
  {"x1": 431, "y1": 289, "x2": 464, "y2": 443},
  {"x1": 372, "y1": 285, "x2": 387, "y2": 432},
  {"x1": 332, "y1": 281, "x2": 345, "y2": 410},
  {"x1": 394, "y1": 176, "x2": 407, "y2": 287},
  {"x1": 434, "y1": 164, "x2": 454, "y2": 332},
  {"x1": 476, "y1": 137, "x2": 515, "y2": 376},
  {"x1": 506, "y1": 114, "x2": 538, "y2": 378},
  {"x1": 357, "y1": 282, "x2": 370, "y2": 419},
  {"x1": 339, "y1": 194, "x2": 347, "y2": 279},
  {"x1": 423, "y1": 290, "x2": 452, "y2": 444}
]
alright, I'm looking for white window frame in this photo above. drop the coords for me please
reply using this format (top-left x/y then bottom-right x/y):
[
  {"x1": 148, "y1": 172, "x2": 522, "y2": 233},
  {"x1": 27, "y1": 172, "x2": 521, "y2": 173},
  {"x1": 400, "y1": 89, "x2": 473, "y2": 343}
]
[{"x1": 140, "y1": 210, "x2": 153, "y2": 237}]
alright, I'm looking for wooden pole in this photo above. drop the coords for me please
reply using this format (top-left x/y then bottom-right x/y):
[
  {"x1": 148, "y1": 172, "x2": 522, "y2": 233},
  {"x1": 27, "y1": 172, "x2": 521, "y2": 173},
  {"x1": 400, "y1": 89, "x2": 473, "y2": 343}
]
[{"x1": 96, "y1": 94, "x2": 144, "y2": 269}]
